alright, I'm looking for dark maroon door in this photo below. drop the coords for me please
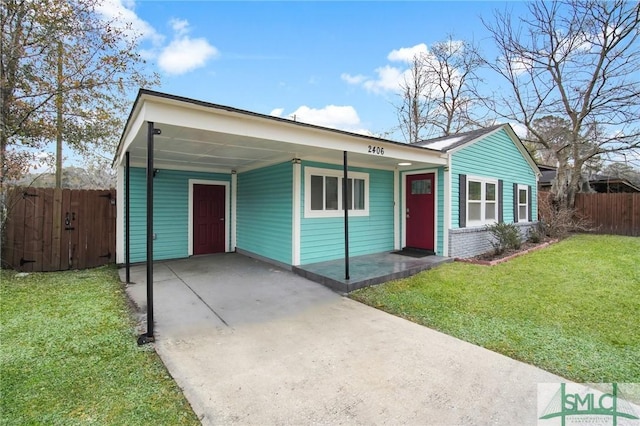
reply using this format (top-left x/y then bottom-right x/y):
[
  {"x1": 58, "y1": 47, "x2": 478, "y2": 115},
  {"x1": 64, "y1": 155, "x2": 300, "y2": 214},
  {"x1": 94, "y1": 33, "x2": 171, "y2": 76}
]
[
  {"x1": 406, "y1": 173, "x2": 435, "y2": 250},
  {"x1": 193, "y1": 184, "x2": 225, "y2": 255}
]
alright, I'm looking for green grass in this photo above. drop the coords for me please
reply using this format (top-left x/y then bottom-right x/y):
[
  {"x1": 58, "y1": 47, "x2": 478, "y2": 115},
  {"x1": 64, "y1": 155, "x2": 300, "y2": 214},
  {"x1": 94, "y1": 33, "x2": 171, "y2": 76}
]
[
  {"x1": 1, "y1": 266, "x2": 200, "y2": 425},
  {"x1": 351, "y1": 234, "x2": 640, "y2": 383}
]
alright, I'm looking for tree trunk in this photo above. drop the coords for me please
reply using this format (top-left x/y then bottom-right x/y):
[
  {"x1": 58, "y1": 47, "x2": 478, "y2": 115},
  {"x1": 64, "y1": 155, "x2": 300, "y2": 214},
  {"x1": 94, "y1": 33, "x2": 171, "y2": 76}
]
[{"x1": 55, "y1": 42, "x2": 63, "y2": 188}]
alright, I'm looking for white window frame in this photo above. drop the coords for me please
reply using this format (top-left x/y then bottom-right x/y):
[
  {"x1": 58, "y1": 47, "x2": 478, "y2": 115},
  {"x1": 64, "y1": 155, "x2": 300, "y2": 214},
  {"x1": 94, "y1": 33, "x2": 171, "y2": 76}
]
[
  {"x1": 304, "y1": 167, "x2": 369, "y2": 218},
  {"x1": 517, "y1": 184, "x2": 529, "y2": 222},
  {"x1": 466, "y1": 176, "x2": 498, "y2": 227}
]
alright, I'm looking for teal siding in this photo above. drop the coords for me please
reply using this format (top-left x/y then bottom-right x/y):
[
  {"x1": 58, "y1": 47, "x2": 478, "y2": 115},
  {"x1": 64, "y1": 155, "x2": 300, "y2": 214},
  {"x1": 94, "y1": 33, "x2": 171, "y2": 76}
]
[
  {"x1": 237, "y1": 162, "x2": 292, "y2": 265},
  {"x1": 451, "y1": 128, "x2": 538, "y2": 228},
  {"x1": 399, "y1": 167, "x2": 446, "y2": 256},
  {"x1": 128, "y1": 168, "x2": 231, "y2": 262},
  {"x1": 300, "y1": 161, "x2": 394, "y2": 264}
]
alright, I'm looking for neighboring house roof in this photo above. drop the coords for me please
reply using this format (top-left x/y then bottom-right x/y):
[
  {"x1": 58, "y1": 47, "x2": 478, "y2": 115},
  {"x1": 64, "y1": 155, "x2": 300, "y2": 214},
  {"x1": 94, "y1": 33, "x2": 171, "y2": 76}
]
[
  {"x1": 411, "y1": 124, "x2": 540, "y2": 177},
  {"x1": 537, "y1": 165, "x2": 558, "y2": 186},
  {"x1": 538, "y1": 168, "x2": 640, "y2": 193},
  {"x1": 587, "y1": 175, "x2": 640, "y2": 193}
]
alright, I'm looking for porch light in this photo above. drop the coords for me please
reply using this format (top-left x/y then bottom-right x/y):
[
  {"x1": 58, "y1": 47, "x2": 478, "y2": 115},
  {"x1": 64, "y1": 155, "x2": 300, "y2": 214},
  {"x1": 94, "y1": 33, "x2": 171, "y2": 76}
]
[{"x1": 398, "y1": 162, "x2": 412, "y2": 166}]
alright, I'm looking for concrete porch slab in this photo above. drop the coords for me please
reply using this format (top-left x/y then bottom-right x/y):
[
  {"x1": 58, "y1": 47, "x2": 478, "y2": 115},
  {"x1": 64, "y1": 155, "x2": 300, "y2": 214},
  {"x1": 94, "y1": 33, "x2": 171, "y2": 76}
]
[{"x1": 293, "y1": 251, "x2": 453, "y2": 293}]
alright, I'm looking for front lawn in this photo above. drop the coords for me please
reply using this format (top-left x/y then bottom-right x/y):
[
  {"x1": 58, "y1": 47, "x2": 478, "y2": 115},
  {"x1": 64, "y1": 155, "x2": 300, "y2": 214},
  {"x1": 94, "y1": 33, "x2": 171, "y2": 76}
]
[
  {"x1": 0, "y1": 266, "x2": 199, "y2": 425},
  {"x1": 351, "y1": 234, "x2": 640, "y2": 383}
]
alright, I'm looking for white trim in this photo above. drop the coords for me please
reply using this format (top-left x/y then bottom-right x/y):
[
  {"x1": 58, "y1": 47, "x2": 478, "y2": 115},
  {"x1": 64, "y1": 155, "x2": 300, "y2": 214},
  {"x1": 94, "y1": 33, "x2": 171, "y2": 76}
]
[
  {"x1": 303, "y1": 166, "x2": 369, "y2": 218},
  {"x1": 292, "y1": 162, "x2": 301, "y2": 265},
  {"x1": 517, "y1": 184, "x2": 529, "y2": 222},
  {"x1": 116, "y1": 165, "x2": 125, "y2": 264},
  {"x1": 231, "y1": 173, "x2": 237, "y2": 250},
  {"x1": 401, "y1": 169, "x2": 439, "y2": 253},
  {"x1": 188, "y1": 179, "x2": 231, "y2": 255},
  {"x1": 393, "y1": 168, "x2": 400, "y2": 250},
  {"x1": 443, "y1": 155, "x2": 452, "y2": 256},
  {"x1": 465, "y1": 175, "x2": 499, "y2": 227}
]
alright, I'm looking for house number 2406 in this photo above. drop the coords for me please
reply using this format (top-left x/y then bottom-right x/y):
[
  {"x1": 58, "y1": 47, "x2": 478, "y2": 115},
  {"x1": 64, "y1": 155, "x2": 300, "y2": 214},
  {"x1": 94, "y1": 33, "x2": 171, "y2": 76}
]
[{"x1": 368, "y1": 145, "x2": 384, "y2": 155}]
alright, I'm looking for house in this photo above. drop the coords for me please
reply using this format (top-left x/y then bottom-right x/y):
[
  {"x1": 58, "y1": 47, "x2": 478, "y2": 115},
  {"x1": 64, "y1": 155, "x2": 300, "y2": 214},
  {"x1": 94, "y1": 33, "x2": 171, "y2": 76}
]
[
  {"x1": 538, "y1": 165, "x2": 640, "y2": 193},
  {"x1": 113, "y1": 89, "x2": 540, "y2": 275}
]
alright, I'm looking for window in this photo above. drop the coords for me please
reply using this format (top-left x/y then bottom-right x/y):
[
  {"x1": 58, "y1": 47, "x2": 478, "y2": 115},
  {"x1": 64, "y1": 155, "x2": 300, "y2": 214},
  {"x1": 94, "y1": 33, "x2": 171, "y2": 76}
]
[
  {"x1": 305, "y1": 167, "x2": 369, "y2": 218},
  {"x1": 411, "y1": 179, "x2": 431, "y2": 195},
  {"x1": 517, "y1": 184, "x2": 529, "y2": 222},
  {"x1": 467, "y1": 177, "x2": 498, "y2": 226}
]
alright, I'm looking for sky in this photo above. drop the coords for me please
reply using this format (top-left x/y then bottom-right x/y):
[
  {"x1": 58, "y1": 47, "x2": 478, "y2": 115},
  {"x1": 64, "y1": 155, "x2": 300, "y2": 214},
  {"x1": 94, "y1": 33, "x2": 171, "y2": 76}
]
[{"x1": 99, "y1": 0, "x2": 532, "y2": 141}]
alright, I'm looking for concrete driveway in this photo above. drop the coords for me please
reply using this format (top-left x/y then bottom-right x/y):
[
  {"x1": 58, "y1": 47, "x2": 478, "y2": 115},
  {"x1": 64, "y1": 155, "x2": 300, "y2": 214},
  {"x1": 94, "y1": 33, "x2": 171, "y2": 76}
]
[{"x1": 123, "y1": 253, "x2": 563, "y2": 425}]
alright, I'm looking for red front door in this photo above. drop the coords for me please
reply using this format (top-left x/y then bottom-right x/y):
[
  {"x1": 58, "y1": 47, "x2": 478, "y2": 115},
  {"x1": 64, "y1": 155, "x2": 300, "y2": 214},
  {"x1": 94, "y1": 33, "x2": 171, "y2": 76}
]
[
  {"x1": 405, "y1": 173, "x2": 435, "y2": 251},
  {"x1": 193, "y1": 184, "x2": 226, "y2": 255}
]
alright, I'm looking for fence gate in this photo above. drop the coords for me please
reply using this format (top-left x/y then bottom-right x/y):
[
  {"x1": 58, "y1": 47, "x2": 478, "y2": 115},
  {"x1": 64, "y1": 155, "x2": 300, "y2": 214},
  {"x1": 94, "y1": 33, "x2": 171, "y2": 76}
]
[{"x1": 2, "y1": 187, "x2": 116, "y2": 272}]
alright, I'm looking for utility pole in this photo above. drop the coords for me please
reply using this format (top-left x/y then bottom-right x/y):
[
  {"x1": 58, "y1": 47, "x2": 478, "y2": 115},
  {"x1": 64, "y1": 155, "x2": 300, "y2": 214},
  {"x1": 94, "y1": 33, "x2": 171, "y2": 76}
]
[{"x1": 55, "y1": 42, "x2": 63, "y2": 188}]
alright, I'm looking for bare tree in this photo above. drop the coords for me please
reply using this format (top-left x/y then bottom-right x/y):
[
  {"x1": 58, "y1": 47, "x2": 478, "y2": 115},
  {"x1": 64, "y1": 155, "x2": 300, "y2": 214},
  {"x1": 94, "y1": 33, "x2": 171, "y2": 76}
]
[
  {"x1": 484, "y1": 0, "x2": 640, "y2": 208},
  {"x1": 395, "y1": 36, "x2": 485, "y2": 142},
  {"x1": 396, "y1": 55, "x2": 429, "y2": 143}
]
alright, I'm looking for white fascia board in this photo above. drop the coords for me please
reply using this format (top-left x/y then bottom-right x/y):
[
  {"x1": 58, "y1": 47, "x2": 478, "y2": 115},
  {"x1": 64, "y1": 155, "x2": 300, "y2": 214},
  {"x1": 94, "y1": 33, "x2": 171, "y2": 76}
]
[
  {"x1": 114, "y1": 103, "x2": 146, "y2": 167},
  {"x1": 142, "y1": 100, "x2": 446, "y2": 166}
]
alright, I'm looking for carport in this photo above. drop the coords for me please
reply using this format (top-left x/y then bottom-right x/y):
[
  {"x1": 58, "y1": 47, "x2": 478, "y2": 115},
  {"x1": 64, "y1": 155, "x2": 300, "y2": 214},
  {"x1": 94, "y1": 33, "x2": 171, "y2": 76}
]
[{"x1": 113, "y1": 89, "x2": 449, "y2": 341}]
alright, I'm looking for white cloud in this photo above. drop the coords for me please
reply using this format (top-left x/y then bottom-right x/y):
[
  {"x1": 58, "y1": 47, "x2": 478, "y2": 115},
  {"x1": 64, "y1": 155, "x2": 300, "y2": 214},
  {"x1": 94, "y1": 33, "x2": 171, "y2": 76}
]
[
  {"x1": 342, "y1": 43, "x2": 436, "y2": 94},
  {"x1": 509, "y1": 122, "x2": 528, "y2": 138},
  {"x1": 158, "y1": 37, "x2": 218, "y2": 75},
  {"x1": 270, "y1": 108, "x2": 284, "y2": 117},
  {"x1": 387, "y1": 43, "x2": 428, "y2": 62},
  {"x1": 169, "y1": 18, "x2": 190, "y2": 36},
  {"x1": 275, "y1": 105, "x2": 371, "y2": 134},
  {"x1": 341, "y1": 73, "x2": 367, "y2": 84},
  {"x1": 508, "y1": 55, "x2": 534, "y2": 76},
  {"x1": 157, "y1": 19, "x2": 218, "y2": 75},
  {"x1": 95, "y1": 0, "x2": 163, "y2": 45},
  {"x1": 362, "y1": 65, "x2": 406, "y2": 93},
  {"x1": 96, "y1": 2, "x2": 218, "y2": 75}
]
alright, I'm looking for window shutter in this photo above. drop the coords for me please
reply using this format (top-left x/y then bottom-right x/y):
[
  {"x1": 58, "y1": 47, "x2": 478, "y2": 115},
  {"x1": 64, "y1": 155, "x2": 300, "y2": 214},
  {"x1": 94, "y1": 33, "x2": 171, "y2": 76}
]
[
  {"x1": 459, "y1": 174, "x2": 466, "y2": 228},
  {"x1": 528, "y1": 185, "x2": 532, "y2": 222},
  {"x1": 513, "y1": 183, "x2": 519, "y2": 223},
  {"x1": 498, "y1": 179, "x2": 504, "y2": 223}
]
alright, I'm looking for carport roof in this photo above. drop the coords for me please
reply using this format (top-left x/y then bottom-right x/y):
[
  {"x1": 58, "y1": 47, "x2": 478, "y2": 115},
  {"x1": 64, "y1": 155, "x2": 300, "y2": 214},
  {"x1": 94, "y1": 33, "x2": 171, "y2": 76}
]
[{"x1": 113, "y1": 89, "x2": 447, "y2": 173}]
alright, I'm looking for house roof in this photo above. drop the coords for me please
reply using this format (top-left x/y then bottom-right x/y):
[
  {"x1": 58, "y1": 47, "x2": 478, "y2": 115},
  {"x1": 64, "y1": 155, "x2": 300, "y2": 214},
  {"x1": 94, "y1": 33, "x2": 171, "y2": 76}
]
[
  {"x1": 411, "y1": 123, "x2": 540, "y2": 177},
  {"x1": 113, "y1": 89, "x2": 447, "y2": 173},
  {"x1": 411, "y1": 125, "x2": 504, "y2": 152}
]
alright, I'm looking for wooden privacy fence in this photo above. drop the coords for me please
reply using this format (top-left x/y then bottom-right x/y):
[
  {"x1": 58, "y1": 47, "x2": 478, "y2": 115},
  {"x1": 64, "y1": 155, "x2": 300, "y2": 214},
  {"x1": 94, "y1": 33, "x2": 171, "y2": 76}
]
[
  {"x1": 2, "y1": 187, "x2": 116, "y2": 272},
  {"x1": 574, "y1": 193, "x2": 639, "y2": 236},
  {"x1": 539, "y1": 191, "x2": 640, "y2": 237}
]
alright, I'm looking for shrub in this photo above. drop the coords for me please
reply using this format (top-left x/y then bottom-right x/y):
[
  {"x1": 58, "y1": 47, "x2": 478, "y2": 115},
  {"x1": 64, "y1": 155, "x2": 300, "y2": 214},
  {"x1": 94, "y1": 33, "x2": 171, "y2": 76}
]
[
  {"x1": 537, "y1": 192, "x2": 594, "y2": 239},
  {"x1": 486, "y1": 222, "x2": 522, "y2": 255},
  {"x1": 527, "y1": 222, "x2": 545, "y2": 243}
]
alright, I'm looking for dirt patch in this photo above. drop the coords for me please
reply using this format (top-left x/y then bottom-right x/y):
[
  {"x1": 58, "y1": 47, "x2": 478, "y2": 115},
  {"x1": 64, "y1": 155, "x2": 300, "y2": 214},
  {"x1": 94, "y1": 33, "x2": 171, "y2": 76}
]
[{"x1": 457, "y1": 238, "x2": 558, "y2": 266}]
